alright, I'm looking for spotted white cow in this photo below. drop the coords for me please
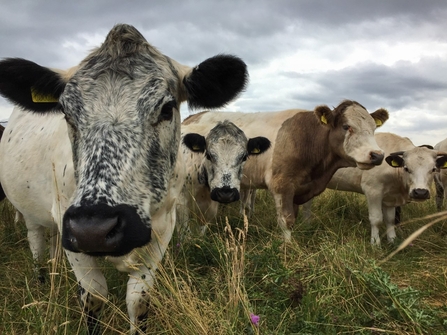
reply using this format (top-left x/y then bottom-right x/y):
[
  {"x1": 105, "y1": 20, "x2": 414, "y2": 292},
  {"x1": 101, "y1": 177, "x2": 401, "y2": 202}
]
[
  {"x1": 182, "y1": 100, "x2": 389, "y2": 242},
  {"x1": 434, "y1": 137, "x2": 447, "y2": 210},
  {"x1": 0, "y1": 24, "x2": 248, "y2": 334},
  {"x1": 177, "y1": 120, "x2": 270, "y2": 236},
  {"x1": 315, "y1": 132, "x2": 447, "y2": 245}
]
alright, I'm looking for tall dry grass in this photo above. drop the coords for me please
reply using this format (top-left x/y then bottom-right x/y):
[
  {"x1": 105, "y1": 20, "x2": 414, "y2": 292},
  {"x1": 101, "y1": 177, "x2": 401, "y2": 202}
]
[{"x1": 0, "y1": 188, "x2": 446, "y2": 334}]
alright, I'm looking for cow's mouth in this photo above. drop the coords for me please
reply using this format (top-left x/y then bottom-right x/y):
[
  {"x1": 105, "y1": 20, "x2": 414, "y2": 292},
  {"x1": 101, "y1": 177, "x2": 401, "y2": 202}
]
[{"x1": 356, "y1": 162, "x2": 376, "y2": 170}]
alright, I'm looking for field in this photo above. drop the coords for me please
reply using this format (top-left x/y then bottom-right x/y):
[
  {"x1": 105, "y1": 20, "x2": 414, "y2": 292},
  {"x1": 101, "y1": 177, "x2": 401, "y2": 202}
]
[{"x1": 0, "y1": 189, "x2": 447, "y2": 335}]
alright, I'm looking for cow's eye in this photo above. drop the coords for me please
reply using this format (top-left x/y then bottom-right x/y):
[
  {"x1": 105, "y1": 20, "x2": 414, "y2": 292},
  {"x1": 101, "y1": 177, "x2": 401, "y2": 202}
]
[
  {"x1": 342, "y1": 124, "x2": 351, "y2": 131},
  {"x1": 159, "y1": 100, "x2": 175, "y2": 122},
  {"x1": 404, "y1": 166, "x2": 410, "y2": 173},
  {"x1": 432, "y1": 167, "x2": 437, "y2": 172},
  {"x1": 241, "y1": 153, "x2": 248, "y2": 162},
  {"x1": 205, "y1": 152, "x2": 212, "y2": 161}
]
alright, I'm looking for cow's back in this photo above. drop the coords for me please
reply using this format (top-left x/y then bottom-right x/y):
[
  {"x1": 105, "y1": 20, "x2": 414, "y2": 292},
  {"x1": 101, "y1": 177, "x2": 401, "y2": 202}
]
[
  {"x1": 0, "y1": 107, "x2": 75, "y2": 227},
  {"x1": 182, "y1": 109, "x2": 303, "y2": 188}
]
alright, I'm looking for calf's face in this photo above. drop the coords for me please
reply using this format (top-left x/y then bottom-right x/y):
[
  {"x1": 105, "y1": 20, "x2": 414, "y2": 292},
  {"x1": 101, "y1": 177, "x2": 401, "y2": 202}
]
[
  {"x1": 183, "y1": 121, "x2": 270, "y2": 203},
  {"x1": 386, "y1": 147, "x2": 447, "y2": 201}
]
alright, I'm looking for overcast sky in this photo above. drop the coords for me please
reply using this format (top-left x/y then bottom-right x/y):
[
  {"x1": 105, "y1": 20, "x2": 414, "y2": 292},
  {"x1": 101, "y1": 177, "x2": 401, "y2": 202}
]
[{"x1": 1, "y1": 0, "x2": 447, "y2": 146}]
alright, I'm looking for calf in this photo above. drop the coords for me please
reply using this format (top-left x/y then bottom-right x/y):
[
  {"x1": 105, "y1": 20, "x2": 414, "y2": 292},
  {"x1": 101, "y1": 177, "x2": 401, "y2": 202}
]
[
  {"x1": 322, "y1": 132, "x2": 447, "y2": 245},
  {"x1": 178, "y1": 120, "x2": 270, "y2": 235},
  {"x1": 182, "y1": 100, "x2": 389, "y2": 241}
]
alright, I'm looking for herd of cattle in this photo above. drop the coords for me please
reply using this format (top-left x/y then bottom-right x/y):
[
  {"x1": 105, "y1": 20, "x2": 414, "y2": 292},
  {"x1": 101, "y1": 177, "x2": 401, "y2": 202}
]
[{"x1": 0, "y1": 24, "x2": 446, "y2": 334}]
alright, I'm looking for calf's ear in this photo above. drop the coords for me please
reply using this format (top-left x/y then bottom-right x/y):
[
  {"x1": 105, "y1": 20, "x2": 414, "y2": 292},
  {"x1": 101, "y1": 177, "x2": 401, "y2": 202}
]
[
  {"x1": 247, "y1": 137, "x2": 271, "y2": 155},
  {"x1": 314, "y1": 105, "x2": 334, "y2": 126},
  {"x1": 385, "y1": 155, "x2": 404, "y2": 168},
  {"x1": 183, "y1": 133, "x2": 206, "y2": 153},
  {"x1": 182, "y1": 54, "x2": 248, "y2": 110},
  {"x1": 370, "y1": 108, "x2": 389, "y2": 128},
  {"x1": 0, "y1": 58, "x2": 65, "y2": 112},
  {"x1": 436, "y1": 155, "x2": 447, "y2": 169}
]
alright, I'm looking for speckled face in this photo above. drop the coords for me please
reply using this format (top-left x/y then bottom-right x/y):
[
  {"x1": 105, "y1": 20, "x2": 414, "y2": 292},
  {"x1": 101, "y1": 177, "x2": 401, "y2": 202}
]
[
  {"x1": 203, "y1": 121, "x2": 249, "y2": 192},
  {"x1": 59, "y1": 28, "x2": 181, "y2": 230}
]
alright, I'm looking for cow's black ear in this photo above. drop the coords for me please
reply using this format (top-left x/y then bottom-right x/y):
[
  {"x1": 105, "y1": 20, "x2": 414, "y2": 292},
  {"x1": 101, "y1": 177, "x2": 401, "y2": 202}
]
[
  {"x1": 247, "y1": 137, "x2": 271, "y2": 155},
  {"x1": 183, "y1": 133, "x2": 206, "y2": 153},
  {"x1": 436, "y1": 155, "x2": 447, "y2": 169},
  {"x1": 385, "y1": 155, "x2": 404, "y2": 168},
  {"x1": 183, "y1": 54, "x2": 248, "y2": 109},
  {"x1": 0, "y1": 58, "x2": 66, "y2": 112}
]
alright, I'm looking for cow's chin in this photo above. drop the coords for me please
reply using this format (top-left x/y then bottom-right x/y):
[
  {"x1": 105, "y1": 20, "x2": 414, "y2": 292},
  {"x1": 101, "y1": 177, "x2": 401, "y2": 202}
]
[{"x1": 356, "y1": 162, "x2": 376, "y2": 170}]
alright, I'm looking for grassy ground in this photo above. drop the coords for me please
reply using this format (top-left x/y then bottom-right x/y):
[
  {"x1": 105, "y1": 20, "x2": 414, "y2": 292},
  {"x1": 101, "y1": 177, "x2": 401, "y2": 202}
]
[{"x1": 0, "y1": 189, "x2": 446, "y2": 334}]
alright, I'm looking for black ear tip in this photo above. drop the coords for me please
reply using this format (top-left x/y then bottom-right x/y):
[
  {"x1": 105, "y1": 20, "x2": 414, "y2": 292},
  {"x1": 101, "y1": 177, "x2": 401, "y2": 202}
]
[{"x1": 184, "y1": 54, "x2": 249, "y2": 110}]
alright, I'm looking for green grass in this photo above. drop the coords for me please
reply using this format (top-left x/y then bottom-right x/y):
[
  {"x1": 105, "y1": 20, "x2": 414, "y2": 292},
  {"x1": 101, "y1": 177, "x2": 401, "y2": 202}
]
[{"x1": 0, "y1": 189, "x2": 446, "y2": 334}]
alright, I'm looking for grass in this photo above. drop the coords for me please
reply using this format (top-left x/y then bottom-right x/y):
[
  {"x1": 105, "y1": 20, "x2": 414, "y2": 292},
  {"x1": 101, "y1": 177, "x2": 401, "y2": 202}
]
[{"x1": 0, "y1": 188, "x2": 447, "y2": 334}]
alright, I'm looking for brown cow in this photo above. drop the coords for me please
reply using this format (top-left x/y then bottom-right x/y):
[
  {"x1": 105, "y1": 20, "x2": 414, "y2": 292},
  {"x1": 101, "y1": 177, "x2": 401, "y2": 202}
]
[{"x1": 183, "y1": 100, "x2": 389, "y2": 241}]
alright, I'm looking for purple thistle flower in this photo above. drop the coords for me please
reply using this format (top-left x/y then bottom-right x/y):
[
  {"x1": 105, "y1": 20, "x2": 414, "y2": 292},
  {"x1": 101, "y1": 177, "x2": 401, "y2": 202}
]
[{"x1": 250, "y1": 313, "x2": 260, "y2": 326}]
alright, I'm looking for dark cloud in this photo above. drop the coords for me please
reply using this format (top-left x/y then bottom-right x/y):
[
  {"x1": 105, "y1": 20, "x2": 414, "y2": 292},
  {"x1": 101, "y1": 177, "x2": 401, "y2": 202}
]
[{"x1": 0, "y1": 0, "x2": 447, "y2": 143}]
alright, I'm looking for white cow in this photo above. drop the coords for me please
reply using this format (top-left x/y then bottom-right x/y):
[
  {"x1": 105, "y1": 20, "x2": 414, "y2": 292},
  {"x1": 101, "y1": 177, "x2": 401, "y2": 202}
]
[
  {"x1": 178, "y1": 120, "x2": 270, "y2": 236},
  {"x1": 434, "y1": 137, "x2": 447, "y2": 210},
  {"x1": 317, "y1": 132, "x2": 447, "y2": 245},
  {"x1": 182, "y1": 101, "x2": 389, "y2": 242},
  {"x1": 0, "y1": 24, "x2": 248, "y2": 335}
]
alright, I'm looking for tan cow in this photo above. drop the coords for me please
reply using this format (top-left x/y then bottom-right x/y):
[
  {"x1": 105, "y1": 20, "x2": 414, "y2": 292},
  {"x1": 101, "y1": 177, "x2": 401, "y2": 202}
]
[{"x1": 182, "y1": 100, "x2": 389, "y2": 241}]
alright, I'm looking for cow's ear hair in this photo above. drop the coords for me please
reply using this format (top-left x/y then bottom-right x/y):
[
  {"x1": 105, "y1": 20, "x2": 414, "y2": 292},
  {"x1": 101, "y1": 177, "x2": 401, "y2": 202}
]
[
  {"x1": 385, "y1": 155, "x2": 404, "y2": 168},
  {"x1": 314, "y1": 105, "x2": 334, "y2": 126},
  {"x1": 436, "y1": 155, "x2": 447, "y2": 169},
  {"x1": 183, "y1": 54, "x2": 248, "y2": 110},
  {"x1": 183, "y1": 133, "x2": 206, "y2": 153},
  {"x1": 371, "y1": 108, "x2": 389, "y2": 128},
  {"x1": 247, "y1": 137, "x2": 271, "y2": 155},
  {"x1": 0, "y1": 58, "x2": 65, "y2": 112}
]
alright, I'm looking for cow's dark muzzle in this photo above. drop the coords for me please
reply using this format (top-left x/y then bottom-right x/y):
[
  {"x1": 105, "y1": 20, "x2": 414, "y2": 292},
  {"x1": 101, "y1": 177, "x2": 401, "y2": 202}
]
[
  {"x1": 210, "y1": 186, "x2": 240, "y2": 203},
  {"x1": 370, "y1": 151, "x2": 384, "y2": 165},
  {"x1": 410, "y1": 188, "x2": 430, "y2": 200},
  {"x1": 62, "y1": 204, "x2": 151, "y2": 257}
]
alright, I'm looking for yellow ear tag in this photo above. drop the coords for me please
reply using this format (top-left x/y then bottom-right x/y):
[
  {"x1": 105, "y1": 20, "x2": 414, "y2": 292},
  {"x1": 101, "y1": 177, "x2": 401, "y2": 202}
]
[
  {"x1": 375, "y1": 119, "x2": 383, "y2": 127},
  {"x1": 321, "y1": 114, "x2": 328, "y2": 124},
  {"x1": 31, "y1": 87, "x2": 58, "y2": 103},
  {"x1": 251, "y1": 148, "x2": 260, "y2": 154},
  {"x1": 443, "y1": 161, "x2": 447, "y2": 168},
  {"x1": 192, "y1": 145, "x2": 201, "y2": 151},
  {"x1": 391, "y1": 159, "x2": 400, "y2": 167}
]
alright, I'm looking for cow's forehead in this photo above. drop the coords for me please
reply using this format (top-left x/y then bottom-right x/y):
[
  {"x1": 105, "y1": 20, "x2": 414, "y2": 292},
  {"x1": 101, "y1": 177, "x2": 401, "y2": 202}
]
[
  {"x1": 60, "y1": 25, "x2": 179, "y2": 111},
  {"x1": 342, "y1": 104, "x2": 375, "y2": 128},
  {"x1": 404, "y1": 147, "x2": 436, "y2": 166},
  {"x1": 206, "y1": 121, "x2": 247, "y2": 143}
]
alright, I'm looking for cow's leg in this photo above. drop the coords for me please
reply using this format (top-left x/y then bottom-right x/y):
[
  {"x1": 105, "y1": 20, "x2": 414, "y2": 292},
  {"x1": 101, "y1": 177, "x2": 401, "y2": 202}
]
[
  {"x1": 435, "y1": 173, "x2": 445, "y2": 211},
  {"x1": 383, "y1": 206, "x2": 397, "y2": 243},
  {"x1": 301, "y1": 200, "x2": 313, "y2": 222},
  {"x1": 240, "y1": 189, "x2": 256, "y2": 218},
  {"x1": 65, "y1": 251, "x2": 107, "y2": 335},
  {"x1": 114, "y1": 211, "x2": 176, "y2": 334},
  {"x1": 366, "y1": 195, "x2": 383, "y2": 246},
  {"x1": 196, "y1": 200, "x2": 219, "y2": 236},
  {"x1": 273, "y1": 192, "x2": 295, "y2": 242},
  {"x1": 24, "y1": 220, "x2": 47, "y2": 283}
]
